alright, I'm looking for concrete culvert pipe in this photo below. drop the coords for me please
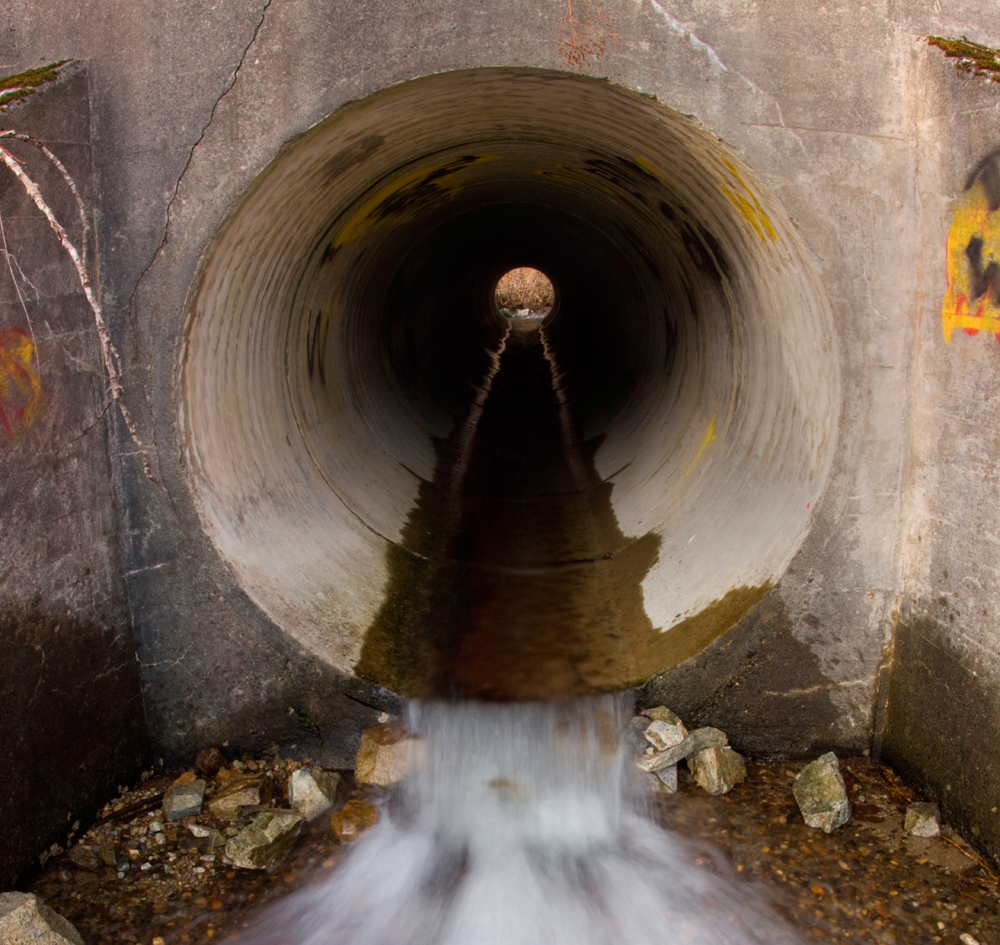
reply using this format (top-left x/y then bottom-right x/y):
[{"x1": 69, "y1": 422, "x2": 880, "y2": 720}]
[{"x1": 180, "y1": 68, "x2": 839, "y2": 702}]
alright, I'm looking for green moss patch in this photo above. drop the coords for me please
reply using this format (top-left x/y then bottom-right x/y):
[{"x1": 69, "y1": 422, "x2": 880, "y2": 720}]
[
  {"x1": 0, "y1": 60, "x2": 71, "y2": 110},
  {"x1": 928, "y1": 36, "x2": 1000, "y2": 81}
]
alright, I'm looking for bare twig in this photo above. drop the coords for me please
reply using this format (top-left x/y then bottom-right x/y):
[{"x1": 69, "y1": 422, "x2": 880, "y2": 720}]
[
  {"x1": 1, "y1": 131, "x2": 90, "y2": 271},
  {"x1": 0, "y1": 207, "x2": 37, "y2": 356},
  {"x1": 0, "y1": 132, "x2": 157, "y2": 481}
]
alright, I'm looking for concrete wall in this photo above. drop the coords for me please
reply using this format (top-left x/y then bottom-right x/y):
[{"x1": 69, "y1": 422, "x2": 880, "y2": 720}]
[
  {"x1": 0, "y1": 65, "x2": 147, "y2": 889},
  {"x1": 2, "y1": 0, "x2": 1000, "y2": 869}
]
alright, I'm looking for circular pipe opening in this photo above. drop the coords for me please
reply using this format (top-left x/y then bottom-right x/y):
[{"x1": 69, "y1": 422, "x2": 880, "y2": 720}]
[{"x1": 180, "y1": 68, "x2": 839, "y2": 700}]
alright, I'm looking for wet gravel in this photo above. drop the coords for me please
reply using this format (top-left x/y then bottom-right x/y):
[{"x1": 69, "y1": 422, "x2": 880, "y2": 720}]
[{"x1": 26, "y1": 755, "x2": 999, "y2": 945}]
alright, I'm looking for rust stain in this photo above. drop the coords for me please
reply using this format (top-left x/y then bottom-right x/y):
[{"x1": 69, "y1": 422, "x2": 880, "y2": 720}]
[
  {"x1": 557, "y1": 0, "x2": 621, "y2": 70},
  {"x1": 0, "y1": 326, "x2": 42, "y2": 439}
]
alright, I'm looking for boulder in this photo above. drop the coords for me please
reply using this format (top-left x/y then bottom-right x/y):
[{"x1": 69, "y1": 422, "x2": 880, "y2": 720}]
[
  {"x1": 0, "y1": 892, "x2": 83, "y2": 945},
  {"x1": 224, "y1": 810, "x2": 304, "y2": 869},
  {"x1": 905, "y1": 801, "x2": 941, "y2": 838},
  {"x1": 162, "y1": 779, "x2": 206, "y2": 822},
  {"x1": 331, "y1": 799, "x2": 380, "y2": 842},
  {"x1": 636, "y1": 727, "x2": 728, "y2": 773},
  {"x1": 793, "y1": 752, "x2": 852, "y2": 833},
  {"x1": 289, "y1": 767, "x2": 341, "y2": 820},
  {"x1": 209, "y1": 774, "x2": 273, "y2": 820},
  {"x1": 689, "y1": 746, "x2": 746, "y2": 795}
]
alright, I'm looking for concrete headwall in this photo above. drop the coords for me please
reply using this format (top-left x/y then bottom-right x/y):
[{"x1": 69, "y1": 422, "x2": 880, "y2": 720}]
[
  {"x1": 2, "y1": 0, "x2": 1000, "y2": 874},
  {"x1": 0, "y1": 64, "x2": 146, "y2": 889}
]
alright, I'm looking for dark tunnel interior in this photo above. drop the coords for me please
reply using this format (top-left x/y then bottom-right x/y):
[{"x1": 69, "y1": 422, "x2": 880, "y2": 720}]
[{"x1": 180, "y1": 68, "x2": 839, "y2": 700}]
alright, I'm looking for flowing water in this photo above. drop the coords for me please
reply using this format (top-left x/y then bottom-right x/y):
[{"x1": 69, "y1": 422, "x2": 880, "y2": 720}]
[{"x1": 239, "y1": 696, "x2": 802, "y2": 945}]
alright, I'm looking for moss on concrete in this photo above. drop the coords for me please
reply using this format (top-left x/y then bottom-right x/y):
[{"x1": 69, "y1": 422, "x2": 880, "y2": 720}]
[
  {"x1": 0, "y1": 60, "x2": 71, "y2": 109},
  {"x1": 927, "y1": 36, "x2": 1000, "y2": 81}
]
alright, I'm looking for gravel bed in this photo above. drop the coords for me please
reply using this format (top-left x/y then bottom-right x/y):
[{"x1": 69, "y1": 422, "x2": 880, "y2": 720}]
[{"x1": 25, "y1": 755, "x2": 998, "y2": 945}]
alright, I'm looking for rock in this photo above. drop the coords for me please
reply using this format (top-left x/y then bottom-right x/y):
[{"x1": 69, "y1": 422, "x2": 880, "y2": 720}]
[
  {"x1": 94, "y1": 841, "x2": 117, "y2": 867},
  {"x1": 188, "y1": 824, "x2": 226, "y2": 847},
  {"x1": 66, "y1": 844, "x2": 102, "y2": 872},
  {"x1": 195, "y1": 746, "x2": 227, "y2": 777},
  {"x1": 641, "y1": 705, "x2": 684, "y2": 725},
  {"x1": 689, "y1": 746, "x2": 746, "y2": 795},
  {"x1": 209, "y1": 774, "x2": 273, "y2": 820},
  {"x1": 289, "y1": 767, "x2": 341, "y2": 820},
  {"x1": 225, "y1": 810, "x2": 304, "y2": 869},
  {"x1": 793, "y1": 752, "x2": 852, "y2": 833},
  {"x1": 905, "y1": 802, "x2": 941, "y2": 838},
  {"x1": 355, "y1": 721, "x2": 417, "y2": 786},
  {"x1": 331, "y1": 799, "x2": 380, "y2": 842},
  {"x1": 0, "y1": 892, "x2": 84, "y2": 945},
  {"x1": 162, "y1": 779, "x2": 206, "y2": 822},
  {"x1": 216, "y1": 768, "x2": 256, "y2": 787},
  {"x1": 623, "y1": 716, "x2": 652, "y2": 755},
  {"x1": 636, "y1": 727, "x2": 728, "y2": 773},
  {"x1": 644, "y1": 716, "x2": 687, "y2": 752},
  {"x1": 653, "y1": 765, "x2": 679, "y2": 793}
]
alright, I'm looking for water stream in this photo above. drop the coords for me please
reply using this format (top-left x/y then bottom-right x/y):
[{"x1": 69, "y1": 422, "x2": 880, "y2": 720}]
[{"x1": 240, "y1": 696, "x2": 802, "y2": 945}]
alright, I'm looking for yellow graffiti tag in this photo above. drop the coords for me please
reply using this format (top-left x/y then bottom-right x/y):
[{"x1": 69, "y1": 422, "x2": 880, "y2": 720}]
[
  {"x1": 682, "y1": 414, "x2": 717, "y2": 480},
  {"x1": 719, "y1": 158, "x2": 777, "y2": 244},
  {"x1": 334, "y1": 154, "x2": 499, "y2": 248},
  {"x1": 942, "y1": 150, "x2": 1000, "y2": 343},
  {"x1": 0, "y1": 326, "x2": 42, "y2": 438}
]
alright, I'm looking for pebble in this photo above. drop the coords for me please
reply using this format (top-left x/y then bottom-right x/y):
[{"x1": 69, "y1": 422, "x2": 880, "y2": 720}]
[
  {"x1": 162, "y1": 779, "x2": 206, "y2": 822},
  {"x1": 636, "y1": 727, "x2": 728, "y2": 773},
  {"x1": 793, "y1": 752, "x2": 852, "y2": 833},
  {"x1": 195, "y1": 747, "x2": 227, "y2": 778},
  {"x1": 224, "y1": 811, "x2": 304, "y2": 869},
  {"x1": 689, "y1": 746, "x2": 747, "y2": 795},
  {"x1": 0, "y1": 892, "x2": 84, "y2": 945},
  {"x1": 209, "y1": 774, "x2": 273, "y2": 820},
  {"x1": 331, "y1": 799, "x2": 380, "y2": 842},
  {"x1": 904, "y1": 801, "x2": 941, "y2": 838},
  {"x1": 355, "y1": 721, "x2": 417, "y2": 786},
  {"x1": 289, "y1": 767, "x2": 341, "y2": 820}
]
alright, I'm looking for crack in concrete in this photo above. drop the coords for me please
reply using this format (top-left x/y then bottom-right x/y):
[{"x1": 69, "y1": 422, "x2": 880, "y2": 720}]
[{"x1": 120, "y1": 0, "x2": 273, "y2": 462}]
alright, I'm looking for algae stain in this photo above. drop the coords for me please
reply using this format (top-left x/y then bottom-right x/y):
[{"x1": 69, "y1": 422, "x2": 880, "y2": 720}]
[
  {"x1": 0, "y1": 60, "x2": 71, "y2": 109},
  {"x1": 928, "y1": 35, "x2": 1000, "y2": 82}
]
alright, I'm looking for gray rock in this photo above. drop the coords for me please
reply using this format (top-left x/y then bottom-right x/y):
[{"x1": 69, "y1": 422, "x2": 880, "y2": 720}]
[
  {"x1": 289, "y1": 767, "x2": 341, "y2": 820},
  {"x1": 905, "y1": 802, "x2": 941, "y2": 838},
  {"x1": 224, "y1": 810, "x2": 304, "y2": 869},
  {"x1": 689, "y1": 746, "x2": 746, "y2": 795},
  {"x1": 654, "y1": 764, "x2": 679, "y2": 793},
  {"x1": 793, "y1": 752, "x2": 852, "y2": 833},
  {"x1": 644, "y1": 715, "x2": 687, "y2": 752},
  {"x1": 636, "y1": 727, "x2": 728, "y2": 773},
  {"x1": 162, "y1": 779, "x2": 206, "y2": 822},
  {"x1": 0, "y1": 892, "x2": 83, "y2": 945}
]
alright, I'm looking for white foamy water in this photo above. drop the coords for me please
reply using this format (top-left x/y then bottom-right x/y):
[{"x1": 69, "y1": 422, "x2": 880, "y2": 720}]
[{"x1": 239, "y1": 697, "x2": 802, "y2": 945}]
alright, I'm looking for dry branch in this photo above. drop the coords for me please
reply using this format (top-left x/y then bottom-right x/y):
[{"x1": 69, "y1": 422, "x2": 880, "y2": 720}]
[{"x1": 0, "y1": 130, "x2": 157, "y2": 481}]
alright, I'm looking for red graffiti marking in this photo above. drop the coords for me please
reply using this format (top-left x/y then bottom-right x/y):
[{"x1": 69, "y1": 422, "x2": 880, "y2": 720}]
[{"x1": 0, "y1": 326, "x2": 42, "y2": 439}]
